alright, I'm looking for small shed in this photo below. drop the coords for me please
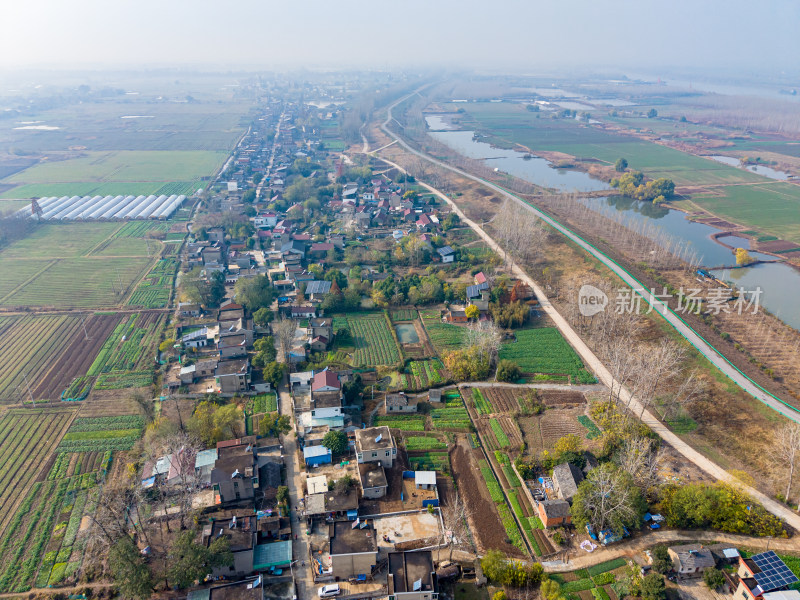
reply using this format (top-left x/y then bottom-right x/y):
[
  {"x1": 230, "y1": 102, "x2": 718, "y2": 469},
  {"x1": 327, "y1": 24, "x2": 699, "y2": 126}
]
[
  {"x1": 304, "y1": 445, "x2": 332, "y2": 466},
  {"x1": 415, "y1": 471, "x2": 437, "y2": 490}
]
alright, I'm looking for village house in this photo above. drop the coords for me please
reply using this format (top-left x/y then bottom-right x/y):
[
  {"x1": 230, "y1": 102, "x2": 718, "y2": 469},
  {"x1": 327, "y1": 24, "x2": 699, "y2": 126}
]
[
  {"x1": 186, "y1": 577, "x2": 264, "y2": 600},
  {"x1": 308, "y1": 317, "x2": 333, "y2": 340},
  {"x1": 203, "y1": 515, "x2": 257, "y2": 577},
  {"x1": 437, "y1": 246, "x2": 455, "y2": 264},
  {"x1": 735, "y1": 551, "x2": 799, "y2": 600},
  {"x1": 304, "y1": 445, "x2": 332, "y2": 466},
  {"x1": 355, "y1": 426, "x2": 397, "y2": 468},
  {"x1": 552, "y1": 462, "x2": 584, "y2": 502},
  {"x1": 309, "y1": 335, "x2": 329, "y2": 352},
  {"x1": 182, "y1": 327, "x2": 210, "y2": 349},
  {"x1": 388, "y1": 550, "x2": 439, "y2": 600},
  {"x1": 537, "y1": 499, "x2": 572, "y2": 528},
  {"x1": 328, "y1": 520, "x2": 378, "y2": 579},
  {"x1": 385, "y1": 393, "x2": 416, "y2": 413},
  {"x1": 210, "y1": 443, "x2": 258, "y2": 508},
  {"x1": 216, "y1": 359, "x2": 251, "y2": 393},
  {"x1": 445, "y1": 307, "x2": 468, "y2": 323},
  {"x1": 194, "y1": 448, "x2": 218, "y2": 484},
  {"x1": 668, "y1": 544, "x2": 716, "y2": 578},
  {"x1": 207, "y1": 227, "x2": 226, "y2": 244},
  {"x1": 218, "y1": 333, "x2": 248, "y2": 359},
  {"x1": 178, "y1": 302, "x2": 202, "y2": 318},
  {"x1": 305, "y1": 280, "x2": 332, "y2": 302},
  {"x1": 358, "y1": 463, "x2": 388, "y2": 499},
  {"x1": 290, "y1": 305, "x2": 316, "y2": 319}
]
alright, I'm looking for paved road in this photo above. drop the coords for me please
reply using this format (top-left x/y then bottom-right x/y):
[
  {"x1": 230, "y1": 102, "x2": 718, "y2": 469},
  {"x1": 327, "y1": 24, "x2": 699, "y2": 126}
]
[
  {"x1": 256, "y1": 107, "x2": 286, "y2": 201},
  {"x1": 378, "y1": 94, "x2": 799, "y2": 425},
  {"x1": 278, "y1": 379, "x2": 314, "y2": 599},
  {"x1": 367, "y1": 109, "x2": 800, "y2": 531}
]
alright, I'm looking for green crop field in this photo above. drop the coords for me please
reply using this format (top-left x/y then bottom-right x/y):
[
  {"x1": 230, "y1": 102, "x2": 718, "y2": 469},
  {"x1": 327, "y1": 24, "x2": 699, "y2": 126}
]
[
  {"x1": 457, "y1": 102, "x2": 800, "y2": 238},
  {"x1": 87, "y1": 312, "x2": 163, "y2": 376},
  {"x1": 0, "y1": 98, "x2": 252, "y2": 154},
  {"x1": 56, "y1": 414, "x2": 144, "y2": 453},
  {"x1": 0, "y1": 259, "x2": 54, "y2": 300},
  {"x1": 0, "y1": 408, "x2": 76, "y2": 537},
  {"x1": 1, "y1": 222, "x2": 122, "y2": 259},
  {"x1": 500, "y1": 327, "x2": 595, "y2": 383},
  {"x1": 0, "y1": 149, "x2": 226, "y2": 200},
  {"x1": 5, "y1": 150, "x2": 227, "y2": 184},
  {"x1": 0, "y1": 429, "x2": 120, "y2": 591},
  {"x1": 460, "y1": 103, "x2": 761, "y2": 186},
  {"x1": 373, "y1": 415, "x2": 426, "y2": 431},
  {"x1": 691, "y1": 183, "x2": 800, "y2": 244},
  {"x1": 472, "y1": 388, "x2": 492, "y2": 415},
  {"x1": 420, "y1": 310, "x2": 465, "y2": 353},
  {"x1": 126, "y1": 258, "x2": 179, "y2": 308},
  {"x1": 0, "y1": 181, "x2": 197, "y2": 199},
  {"x1": 405, "y1": 436, "x2": 447, "y2": 450},
  {"x1": 400, "y1": 359, "x2": 446, "y2": 390},
  {"x1": 347, "y1": 314, "x2": 401, "y2": 366},
  {"x1": 0, "y1": 256, "x2": 152, "y2": 308}
]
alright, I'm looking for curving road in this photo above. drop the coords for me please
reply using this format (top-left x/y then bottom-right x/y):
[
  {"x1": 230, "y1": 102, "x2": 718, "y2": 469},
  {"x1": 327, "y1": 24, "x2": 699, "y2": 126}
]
[
  {"x1": 377, "y1": 94, "x2": 799, "y2": 424},
  {"x1": 366, "y1": 99, "x2": 800, "y2": 531}
]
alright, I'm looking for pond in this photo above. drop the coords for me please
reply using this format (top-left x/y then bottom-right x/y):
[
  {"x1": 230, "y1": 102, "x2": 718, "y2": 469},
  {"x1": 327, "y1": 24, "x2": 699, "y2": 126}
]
[
  {"x1": 425, "y1": 115, "x2": 459, "y2": 131},
  {"x1": 428, "y1": 129, "x2": 611, "y2": 193},
  {"x1": 395, "y1": 324, "x2": 420, "y2": 344},
  {"x1": 708, "y1": 155, "x2": 789, "y2": 180},
  {"x1": 710, "y1": 263, "x2": 800, "y2": 330}
]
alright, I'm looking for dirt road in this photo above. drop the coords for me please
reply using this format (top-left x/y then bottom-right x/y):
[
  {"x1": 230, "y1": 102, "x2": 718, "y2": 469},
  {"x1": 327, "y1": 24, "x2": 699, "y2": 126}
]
[
  {"x1": 366, "y1": 110, "x2": 800, "y2": 532},
  {"x1": 550, "y1": 529, "x2": 800, "y2": 572}
]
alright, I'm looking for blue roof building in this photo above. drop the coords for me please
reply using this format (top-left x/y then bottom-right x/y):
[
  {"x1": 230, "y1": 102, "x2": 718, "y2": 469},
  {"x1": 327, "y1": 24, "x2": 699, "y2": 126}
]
[{"x1": 304, "y1": 445, "x2": 332, "y2": 466}]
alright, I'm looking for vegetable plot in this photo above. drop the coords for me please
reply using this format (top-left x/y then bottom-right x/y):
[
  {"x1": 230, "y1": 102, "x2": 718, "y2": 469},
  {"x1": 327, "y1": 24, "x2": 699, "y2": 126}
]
[{"x1": 347, "y1": 314, "x2": 401, "y2": 367}]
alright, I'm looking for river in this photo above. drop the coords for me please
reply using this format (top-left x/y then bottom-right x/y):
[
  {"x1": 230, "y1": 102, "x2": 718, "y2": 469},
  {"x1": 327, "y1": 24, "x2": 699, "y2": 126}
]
[{"x1": 426, "y1": 116, "x2": 800, "y2": 331}]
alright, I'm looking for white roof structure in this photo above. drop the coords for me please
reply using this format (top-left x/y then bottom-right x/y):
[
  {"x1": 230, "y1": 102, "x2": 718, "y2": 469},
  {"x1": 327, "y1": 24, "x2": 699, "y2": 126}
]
[
  {"x1": 307, "y1": 475, "x2": 328, "y2": 495},
  {"x1": 763, "y1": 592, "x2": 800, "y2": 600},
  {"x1": 19, "y1": 193, "x2": 187, "y2": 221},
  {"x1": 415, "y1": 471, "x2": 437, "y2": 487}
]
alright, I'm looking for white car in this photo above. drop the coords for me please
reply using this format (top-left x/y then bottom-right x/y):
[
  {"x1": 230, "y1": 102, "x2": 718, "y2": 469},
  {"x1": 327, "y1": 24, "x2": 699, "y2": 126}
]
[{"x1": 318, "y1": 583, "x2": 341, "y2": 598}]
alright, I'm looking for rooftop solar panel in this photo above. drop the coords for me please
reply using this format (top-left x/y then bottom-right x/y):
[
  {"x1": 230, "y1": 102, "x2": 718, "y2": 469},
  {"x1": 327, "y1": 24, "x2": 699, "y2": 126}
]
[{"x1": 752, "y1": 551, "x2": 799, "y2": 592}]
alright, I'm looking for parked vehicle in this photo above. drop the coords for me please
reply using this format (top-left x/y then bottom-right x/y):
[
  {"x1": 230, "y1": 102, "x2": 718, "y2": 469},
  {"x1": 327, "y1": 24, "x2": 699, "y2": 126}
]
[{"x1": 318, "y1": 583, "x2": 341, "y2": 598}]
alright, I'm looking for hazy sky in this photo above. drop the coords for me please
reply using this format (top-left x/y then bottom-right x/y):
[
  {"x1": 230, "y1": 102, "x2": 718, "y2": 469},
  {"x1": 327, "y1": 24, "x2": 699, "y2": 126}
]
[{"x1": 1, "y1": 0, "x2": 798, "y2": 73}]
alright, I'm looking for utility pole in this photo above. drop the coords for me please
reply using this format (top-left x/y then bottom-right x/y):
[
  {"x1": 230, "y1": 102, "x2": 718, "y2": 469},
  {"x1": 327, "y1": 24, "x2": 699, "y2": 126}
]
[{"x1": 22, "y1": 372, "x2": 35, "y2": 407}]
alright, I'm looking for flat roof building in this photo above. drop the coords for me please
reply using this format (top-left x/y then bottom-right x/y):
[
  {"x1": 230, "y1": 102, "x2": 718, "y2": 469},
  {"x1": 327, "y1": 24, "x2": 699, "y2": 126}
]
[{"x1": 388, "y1": 550, "x2": 438, "y2": 600}]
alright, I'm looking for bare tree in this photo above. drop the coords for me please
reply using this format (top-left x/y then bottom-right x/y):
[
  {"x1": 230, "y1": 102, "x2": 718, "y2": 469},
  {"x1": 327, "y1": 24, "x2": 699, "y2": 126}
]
[
  {"x1": 770, "y1": 422, "x2": 800, "y2": 505},
  {"x1": 573, "y1": 463, "x2": 643, "y2": 534},
  {"x1": 273, "y1": 318, "x2": 297, "y2": 367},
  {"x1": 660, "y1": 369, "x2": 705, "y2": 420},
  {"x1": 615, "y1": 436, "x2": 664, "y2": 495},
  {"x1": 464, "y1": 321, "x2": 502, "y2": 365},
  {"x1": 440, "y1": 488, "x2": 473, "y2": 561}
]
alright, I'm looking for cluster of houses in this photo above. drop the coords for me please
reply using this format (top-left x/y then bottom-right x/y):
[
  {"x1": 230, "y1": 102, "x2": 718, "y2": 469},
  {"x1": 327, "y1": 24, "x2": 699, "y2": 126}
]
[
  {"x1": 653, "y1": 546, "x2": 800, "y2": 600},
  {"x1": 171, "y1": 301, "x2": 258, "y2": 395},
  {"x1": 142, "y1": 435, "x2": 293, "y2": 581}
]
